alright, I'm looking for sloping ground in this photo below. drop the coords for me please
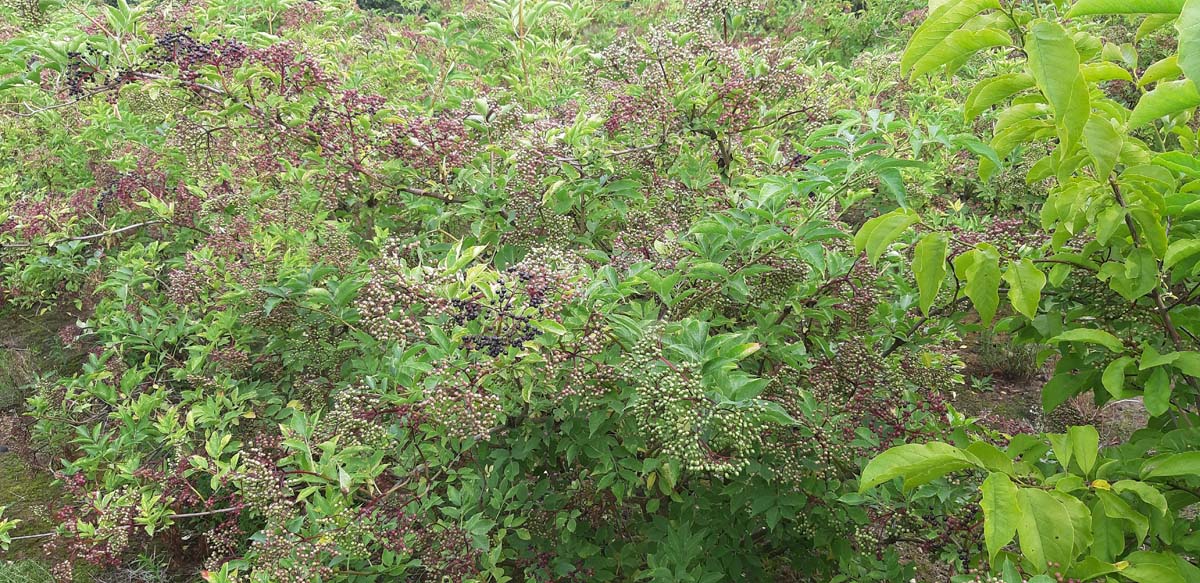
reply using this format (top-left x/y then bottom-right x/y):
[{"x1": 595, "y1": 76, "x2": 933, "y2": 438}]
[{"x1": 0, "y1": 309, "x2": 75, "y2": 576}]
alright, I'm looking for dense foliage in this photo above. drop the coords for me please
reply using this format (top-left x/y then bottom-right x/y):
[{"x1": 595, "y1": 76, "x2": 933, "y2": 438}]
[{"x1": 0, "y1": 0, "x2": 1197, "y2": 582}]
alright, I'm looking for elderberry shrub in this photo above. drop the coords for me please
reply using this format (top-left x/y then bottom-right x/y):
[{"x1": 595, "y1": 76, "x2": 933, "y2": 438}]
[{"x1": 0, "y1": 0, "x2": 1040, "y2": 581}]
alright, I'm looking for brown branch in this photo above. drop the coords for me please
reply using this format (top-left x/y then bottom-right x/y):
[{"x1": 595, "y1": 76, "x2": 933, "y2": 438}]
[{"x1": 1, "y1": 220, "x2": 209, "y2": 249}]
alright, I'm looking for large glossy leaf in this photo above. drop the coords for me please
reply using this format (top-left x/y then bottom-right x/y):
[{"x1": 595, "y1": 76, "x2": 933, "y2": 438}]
[
  {"x1": 853, "y1": 208, "x2": 921, "y2": 265},
  {"x1": 1026, "y1": 21, "x2": 1090, "y2": 149},
  {"x1": 965, "y1": 73, "x2": 1035, "y2": 120},
  {"x1": 1066, "y1": 0, "x2": 1185, "y2": 16},
  {"x1": 1178, "y1": 0, "x2": 1200, "y2": 90},
  {"x1": 1141, "y1": 451, "x2": 1200, "y2": 479},
  {"x1": 909, "y1": 29, "x2": 1013, "y2": 77},
  {"x1": 859, "y1": 442, "x2": 982, "y2": 493},
  {"x1": 914, "y1": 232, "x2": 949, "y2": 316},
  {"x1": 1050, "y1": 328, "x2": 1126, "y2": 352},
  {"x1": 1140, "y1": 55, "x2": 1183, "y2": 87},
  {"x1": 956, "y1": 244, "x2": 1002, "y2": 324},
  {"x1": 981, "y1": 473, "x2": 1021, "y2": 561},
  {"x1": 1016, "y1": 488, "x2": 1075, "y2": 574},
  {"x1": 1085, "y1": 116, "x2": 1124, "y2": 179},
  {"x1": 1002, "y1": 258, "x2": 1046, "y2": 319},
  {"x1": 901, "y1": 0, "x2": 1003, "y2": 75},
  {"x1": 1098, "y1": 490, "x2": 1150, "y2": 544},
  {"x1": 1122, "y1": 551, "x2": 1189, "y2": 583},
  {"x1": 1144, "y1": 367, "x2": 1172, "y2": 416},
  {"x1": 1130, "y1": 80, "x2": 1200, "y2": 127}
]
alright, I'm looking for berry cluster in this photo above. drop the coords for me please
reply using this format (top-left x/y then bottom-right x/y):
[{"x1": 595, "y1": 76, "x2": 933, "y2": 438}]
[
  {"x1": 624, "y1": 326, "x2": 767, "y2": 477},
  {"x1": 234, "y1": 439, "x2": 296, "y2": 526},
  {"x1": 354, "y1": 243, "x2": 449, "y2": 343},
  {"x1": 246, "y1": 528, "x2": 336, "y2": 583},
  {"x1": 423, "y1": 360, "x2": 502, "y2": 439},
  {"x1": 417, "y1": 525, "x2": 480, "y2": 582},
  {"x1": 313, "y1": 384, "x2": 391, "y2": 451}
]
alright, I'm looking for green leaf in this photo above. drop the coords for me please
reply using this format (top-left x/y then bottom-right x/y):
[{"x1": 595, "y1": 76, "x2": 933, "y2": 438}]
[
  {"x1": 1140, "y1": 55, "x2": 1183, "y2": 87},
  {"x1": 1111, "y1": 480, "x2": 1169, "y2": 516},
  {"x1": 1082, "y1": 62, "x2": 1135, "y2": 83},
  {"x1": 1068, "y1": 425, "x2": 1100, "y2": 475},
  {"x1": 914, "y1": 232, "x2": 949, "y2": 316},
  {"x1": 1172, "y1": 351, "x2": 1200, "y2": 377},
  {"x1": 1066, "y1": 0, "x2": 1185, "y2": 16},
  {"x1": 1125, "y1": 247, "x2": 1161, "y2": 298},
  {"x1": 853, "y1": 208, "x2": 921, "y2": 265},
  {"x1": 1122, "y1": 551, "x2": 1189, "y2": 583},
  {"x1": 1140, "y1": 344, "x2": 1180, "y2": 369},
  {"x1": 1104, "y1": 356, "x2": 1135, "y2": 397},
  {"x1": 981, "y1": 473, "x2": 1021, "y2": 561},
  {"x1": 967, "y1": 441, "x2": 1015, "y2": 473},
  {"x1": 1142, "y1": 451, "x2": 1200, "y2": 479},
  {"x1": 1164, "y1": 239, "x2": 1200, "y2": 268},
  {"x1": 1050, "y1": 328, "x2": 1126, "y2": 352},
  {"x1": 958, "y1": 244, "x2": 1002, "y2": 325},
  {"x1": 1002, "y1": 258, "x2": 1046, "y2": 319},
  {"x1": 1085, "y1": 116, "x2": 1124, "y2": 179},
  {"x1": 1016, "y1": 488, "x2": 1075, "y2": 574},
  {"x1": 1098, "y1": 490, "x2": 1150, "y2": 544},
  {"x1": 1130, "y1": 80, "x2": 1200, "y2": 127},
  {"x1": 965, "y1": 73, "x2": 1036, "y2": 120},
  {"x1": 859, "y1": 442, "x2": 983, "y2": 493},
  {"x1": 909, "y1": 29, "x2": 1013, "y2": 78},
  {"x1": 1067, "y1": 557, "x2": 1121, "y2": 581},
  {"x1": 901, "y1": 0, "x2": 1003, "y2": 76},
  {"x1": 1026, "y1": 21, "x2": 1090, "y2": 150},
  {"x1": 1145, "y1": 367, "x2": 1172, "y2": 416},
  {"x1": 1178, "y1": 0, "x2": 1200, "y2": 90}
]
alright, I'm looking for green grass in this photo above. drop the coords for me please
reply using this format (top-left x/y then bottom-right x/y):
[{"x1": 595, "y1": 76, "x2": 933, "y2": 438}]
[{"x1": 0, "y1": 560, "x2": 53, "y2": 583}]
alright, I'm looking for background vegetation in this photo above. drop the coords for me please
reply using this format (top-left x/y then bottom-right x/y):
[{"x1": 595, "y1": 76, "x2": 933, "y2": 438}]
[{"x1": 0, "y1": 0, "x2": 1198, "y2": 581}]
